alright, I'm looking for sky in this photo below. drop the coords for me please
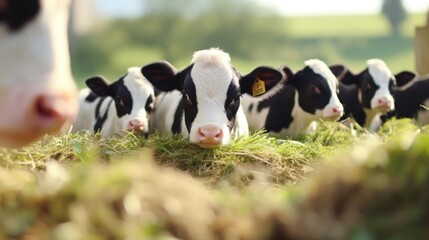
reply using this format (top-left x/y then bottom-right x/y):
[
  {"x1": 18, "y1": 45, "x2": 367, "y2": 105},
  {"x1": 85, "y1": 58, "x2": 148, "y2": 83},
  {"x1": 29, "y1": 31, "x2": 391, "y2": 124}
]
[{"x1": 96, "y1": 0, "x2": 429, "y2": 18}]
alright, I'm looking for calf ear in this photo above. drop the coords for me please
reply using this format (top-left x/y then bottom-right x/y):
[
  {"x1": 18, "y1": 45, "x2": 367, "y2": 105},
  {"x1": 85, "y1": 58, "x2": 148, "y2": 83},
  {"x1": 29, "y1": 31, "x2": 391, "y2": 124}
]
[
  {"x1": 394, "y1": 71, "x2": 416, "y2": 88},
  {"x1": 240, "y1": 67, "x2": 284, "y2": 96},
  {"x1": 329, "y1": 65, "x2": 358, "y2": 85},
  {"x1": 86, "y1": 76, "x2": 111, "y2": 97},
  {"x1": 141, "y1": 61, "x2": 181, "y2": 91},
  {"x1": 329, "y1": 64, "x2": 347, "y2": 79},
  {"x1": 279, "y1": 65, "x2": 294, "y2": 81}
]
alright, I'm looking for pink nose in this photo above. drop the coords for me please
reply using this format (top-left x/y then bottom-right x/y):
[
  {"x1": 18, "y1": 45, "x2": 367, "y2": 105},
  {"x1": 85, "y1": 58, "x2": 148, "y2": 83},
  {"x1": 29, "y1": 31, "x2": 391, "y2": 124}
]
[
  {"x1": 197, "y1": 125, "x2": 223, "y2": 147},
  {"x1": 127, "y1": 119, "x2": 146, "y2": 132},
  {"x1": 377, "y1": 97, "x2": 392, "y2": 107},
  {"x1": 332, "y1": 106, "x2": 342, "y2": 115},
  {"x1": 34, "y1": 95, "x2": 77, "y2": 130}
]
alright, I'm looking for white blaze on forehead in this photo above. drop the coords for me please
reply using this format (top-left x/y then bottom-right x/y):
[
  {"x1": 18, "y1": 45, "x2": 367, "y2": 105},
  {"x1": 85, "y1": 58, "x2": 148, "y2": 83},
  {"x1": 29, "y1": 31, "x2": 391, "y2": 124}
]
[
  {"x1": 367, "y1": 58, "x2": 394, "y2": 86},
  {"x1": 188, "y1": 48, "x2": 235, "y2": 144},
  {"x1": 305, "y1": 59, "x2": 343, "y2": 116},
  {"x1": 190, "y1": 48, "x2": 234, "y2": 106},
  {"x1": 121, "y1": 67, "x2": 154, "y2": 129},
  {"x1": 305, "y1": 59, "x2": 338, "y2": 92}
]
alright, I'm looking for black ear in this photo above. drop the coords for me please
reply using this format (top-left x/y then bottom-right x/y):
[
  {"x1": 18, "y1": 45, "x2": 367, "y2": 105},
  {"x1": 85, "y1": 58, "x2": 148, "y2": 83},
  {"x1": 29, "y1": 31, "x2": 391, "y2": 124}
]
[
  {"x1": 329, "y1": 65, "x2": 358, "y2": 85},
  {"x1": 394, "y1": 71, "x2": 416, "y2": 88},
  {"x1": 0, "y1": 0, "x2": 41, "y2": 31},
  {"x1": 86, "y1": 76, "x2": 111, "y2": 97},
  {"x1": 141, "y1": 61, "x2": 182, "y2": 91},
  {"x1": 279, "y1": 65, "x2": 294, "y2": 82},
  {"x1": 329, "y1": 64, "x2": 347, "y2": 79},
  {"x1": 240, "y1": 66, "x2": 284, "y2": 96}
]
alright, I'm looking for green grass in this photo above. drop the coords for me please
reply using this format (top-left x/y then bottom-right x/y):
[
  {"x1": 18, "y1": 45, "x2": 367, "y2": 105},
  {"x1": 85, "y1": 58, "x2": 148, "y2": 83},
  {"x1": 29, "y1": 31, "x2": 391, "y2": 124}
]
[{"x1": 1, "y1": 119, "x2": 429, "y2": 239}]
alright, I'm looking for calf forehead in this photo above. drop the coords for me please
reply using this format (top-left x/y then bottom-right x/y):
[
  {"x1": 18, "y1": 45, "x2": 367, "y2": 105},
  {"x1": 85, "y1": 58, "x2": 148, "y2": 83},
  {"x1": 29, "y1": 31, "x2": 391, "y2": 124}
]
[
  {"x1": 304, "y1": 59, "x2": 338, "y2": 90},
  {"x1": 190, "y1": 49, "x2": 236, "y2": 101},
  {"x1": 367, "y1": 59, "x2": 394, "y2": 86}
]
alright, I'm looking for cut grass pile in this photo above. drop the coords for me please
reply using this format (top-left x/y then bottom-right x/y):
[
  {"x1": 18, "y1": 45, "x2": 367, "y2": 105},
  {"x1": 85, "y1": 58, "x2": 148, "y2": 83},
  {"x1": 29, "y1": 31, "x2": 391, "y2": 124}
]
[{"x1": 0, "y1": 119, "x2": 428, "y2": 239}]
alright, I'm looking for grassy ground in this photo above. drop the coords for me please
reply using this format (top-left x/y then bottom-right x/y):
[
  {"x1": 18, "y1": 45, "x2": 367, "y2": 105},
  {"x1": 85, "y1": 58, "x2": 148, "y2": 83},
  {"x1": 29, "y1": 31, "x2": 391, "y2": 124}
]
[{"x1": 0, "y1": 118, "x2": 428, "y2": 239}]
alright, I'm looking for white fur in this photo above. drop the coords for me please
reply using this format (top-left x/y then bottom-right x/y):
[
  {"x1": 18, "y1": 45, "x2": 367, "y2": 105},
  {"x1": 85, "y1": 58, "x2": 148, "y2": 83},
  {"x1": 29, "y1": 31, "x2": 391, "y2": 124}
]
[
  {"x1": 152, "y1": 48, "x2": 249, "y2": 145},
  {"x1": 0, "y1": 0, "x2": 78, "y2": 147},
  {"x1": 243, "y1": 59, "x2": 343, "y2": 137},
  {"x1": 73, "y1": 67, "x2": 154, "y2": 137},
  {"x1": 367, "y1": 58, "x2": 395, "y2": 111}
]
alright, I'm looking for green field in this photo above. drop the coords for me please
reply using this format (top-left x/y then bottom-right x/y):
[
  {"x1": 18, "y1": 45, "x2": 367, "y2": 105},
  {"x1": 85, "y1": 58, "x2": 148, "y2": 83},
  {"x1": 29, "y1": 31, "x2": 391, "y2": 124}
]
[{"x1": 71, "y1": 13, "x2": 427, "y2": 86}]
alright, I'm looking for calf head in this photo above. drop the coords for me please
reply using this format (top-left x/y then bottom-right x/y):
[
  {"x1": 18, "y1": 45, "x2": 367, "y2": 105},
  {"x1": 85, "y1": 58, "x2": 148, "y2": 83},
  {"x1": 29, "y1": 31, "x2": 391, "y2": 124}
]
[
  {"x1": 281, "y1": 59, "x2": 344, "y2": 121},
  {"x1": 86, "y1": 67, "x2": 155, "y2": 136},
  {"x1": 330, "y1": 59, "x2": 395, "y2": 113},
  {"x1": 142, "y1": 48, "x2": 283, "y2": 148},
  {"x1": 0, "y1": 0, "x2": 78, "y2": 147}
]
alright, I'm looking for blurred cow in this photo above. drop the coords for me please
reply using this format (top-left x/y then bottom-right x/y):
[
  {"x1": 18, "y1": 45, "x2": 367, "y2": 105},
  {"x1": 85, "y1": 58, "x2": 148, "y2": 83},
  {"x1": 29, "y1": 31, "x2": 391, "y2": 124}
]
[
  {"x1": 0, "y1": 0, "x2": 78, "y2": 147},
  {"x1": 330, "y1": 59, "x2": 397, "y2": 131},
  {"x1": 242, "y1": 59, "x2": 344, "y2": 136},
  {"x1": 382, "y1": 72, "x2": 429, "y2": 126},
  {"x1": 72, "y1": 67, "x2": 155, "y2": 138},
  {"x1": 141, "y1": 48, "x2": 283, "y2": 148}
]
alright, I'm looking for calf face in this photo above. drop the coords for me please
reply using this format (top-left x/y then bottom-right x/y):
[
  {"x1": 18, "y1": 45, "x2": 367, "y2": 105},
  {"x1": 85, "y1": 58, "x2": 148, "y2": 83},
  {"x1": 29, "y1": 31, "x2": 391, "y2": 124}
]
[
  {"x1": 142, "y1": 48, "x2": 283, "y2": 148},
  {"x1": 331, "y1": 59, "x2": 395, "y2": 113},
  {"x1": 330, "y1": 59, "x2": 396, "y2": 129},
  {"x1": 79, "y1": 67, "x2": 155, "y2": 137},
  {"x1": 283, "y1": 59, "x2": 344, "y2": 121},
  {"x1": 0, "y1": 0, "x2": 78, "y2": 147}
]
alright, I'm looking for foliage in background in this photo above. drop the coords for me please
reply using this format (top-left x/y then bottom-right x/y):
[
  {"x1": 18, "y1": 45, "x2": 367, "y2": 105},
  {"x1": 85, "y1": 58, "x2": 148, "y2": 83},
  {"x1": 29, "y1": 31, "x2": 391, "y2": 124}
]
[
  {"x1": 70, "y1": 0, "x2": 426, "y2": 86},
  {"x1": 382, "y1": 0, "x2": 407, "y2": 36}
]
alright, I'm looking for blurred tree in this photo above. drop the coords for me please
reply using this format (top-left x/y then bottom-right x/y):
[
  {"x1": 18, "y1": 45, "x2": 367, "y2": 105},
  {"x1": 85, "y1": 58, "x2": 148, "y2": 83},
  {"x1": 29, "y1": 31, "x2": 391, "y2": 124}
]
[{"x1": 381, "y1": 0, "x2": 406, "y2": 36}]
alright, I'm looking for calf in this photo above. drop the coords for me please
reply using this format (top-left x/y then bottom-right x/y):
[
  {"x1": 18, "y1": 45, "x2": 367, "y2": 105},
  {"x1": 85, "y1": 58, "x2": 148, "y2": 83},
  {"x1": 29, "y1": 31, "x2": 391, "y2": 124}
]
[
  {"x1": 382, "y1": 72, "x2": 429, "y2": 126},
  {"x1": 72, "y1": 67, "x2": 155, "y2": 137},
  {"x1": 0, "y1": 0, "x2": 78, "y2": 147},
  {"x1": 141, "y1": 48, "x2": 283, "y2": 148},
  {"x1": 242, "y1": 59, "x2": 344, "y2": 136},
  {"x1": 329, "y1": 59, "x2": 397, "y2": 130}
]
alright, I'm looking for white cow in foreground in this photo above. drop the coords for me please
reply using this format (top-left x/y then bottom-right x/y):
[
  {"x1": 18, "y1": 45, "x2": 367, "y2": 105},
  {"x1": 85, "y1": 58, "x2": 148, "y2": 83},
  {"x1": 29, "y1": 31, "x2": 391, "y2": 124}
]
[{"x1": 0, "y1": 0, "x2": 78, "y2": 147}]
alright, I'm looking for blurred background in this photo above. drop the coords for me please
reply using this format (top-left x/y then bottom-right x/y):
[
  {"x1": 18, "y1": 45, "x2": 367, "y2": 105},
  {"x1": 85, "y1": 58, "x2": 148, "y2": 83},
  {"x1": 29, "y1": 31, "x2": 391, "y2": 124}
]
[{"x1": 68, "y1": 0, "x2": 429, "y2": 87}]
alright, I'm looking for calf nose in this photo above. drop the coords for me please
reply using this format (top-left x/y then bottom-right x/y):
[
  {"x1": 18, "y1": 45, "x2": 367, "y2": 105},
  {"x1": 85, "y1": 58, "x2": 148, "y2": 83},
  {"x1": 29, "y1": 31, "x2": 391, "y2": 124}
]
[
  {"x1": 128, "y1": 119, "x2": 146, "y2": 132},
  {"x1": 197, "y1": 124, "x2": 223, "y2": 148},
  {"x1": 332, "y1": 106, "x2": 343, "y2": 115},
  {"x1": 34, "y1": 95, "x2": 77, "y2": 130},
  {"x1": 377, "y1": 97, "x2": 392, "y2": 107}
]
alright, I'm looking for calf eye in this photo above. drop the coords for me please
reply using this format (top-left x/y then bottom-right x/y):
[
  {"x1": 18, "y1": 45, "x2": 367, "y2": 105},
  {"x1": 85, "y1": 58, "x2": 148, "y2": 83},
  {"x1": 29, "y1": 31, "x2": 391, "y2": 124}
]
[
  {"x1": 182, "y1": 94, "x2": 193, "y2": 108},
  {"x1": 310, "y1": 85, "x2": 321, "y2": 95},
  {"x1": 365, "y1": 82, "x2": 372, "y2": 90},
  {"x1": 228, "y1": 95, "x2": 241, "y2": 110},
  {"x1": 116, "y1": 97, "x2": 125, "y2": 107}
]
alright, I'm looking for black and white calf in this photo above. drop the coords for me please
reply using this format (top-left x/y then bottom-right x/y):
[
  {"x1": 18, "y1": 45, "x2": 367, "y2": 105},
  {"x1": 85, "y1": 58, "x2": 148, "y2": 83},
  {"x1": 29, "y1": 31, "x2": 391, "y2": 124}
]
[
  {"x1": 0, "y1": 0, "x2": 78, "y2": 147},
  {"x1": 141, "y1": 48, "x2": 283, "y2": 148},
  {"x1": 382, "y1": 72, "x2": 429, "y2": 126},
  {"x1": 329, "y1": 59, "x2": 397, "y2": 130},
  {"x1": 242, "y1": 59, "x2": 344, "y2": 136},
  {"x1": 72, "y1": 67, "x2": 155, "y2": 137}
]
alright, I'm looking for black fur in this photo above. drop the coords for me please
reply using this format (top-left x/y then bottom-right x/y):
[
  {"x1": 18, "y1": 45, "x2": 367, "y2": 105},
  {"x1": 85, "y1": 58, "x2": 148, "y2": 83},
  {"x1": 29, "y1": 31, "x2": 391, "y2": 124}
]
[{"x1": 0, "y1": 0, "x2": 40, "y2": 31}]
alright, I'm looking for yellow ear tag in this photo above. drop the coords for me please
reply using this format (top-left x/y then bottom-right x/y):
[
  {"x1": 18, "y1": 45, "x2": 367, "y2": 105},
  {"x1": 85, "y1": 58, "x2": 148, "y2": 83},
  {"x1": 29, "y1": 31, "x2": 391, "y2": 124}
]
[{"x1": 252, "y1": 78, "x2": 266, "y2": 97}]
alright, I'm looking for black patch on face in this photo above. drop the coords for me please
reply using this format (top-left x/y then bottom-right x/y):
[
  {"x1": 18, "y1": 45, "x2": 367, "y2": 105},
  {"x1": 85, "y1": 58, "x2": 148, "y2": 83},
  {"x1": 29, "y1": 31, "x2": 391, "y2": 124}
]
[
  {"x1": 85, "y1": 92, "x2": 98, "y2": 103},
  {"x1": 180, "y1": 68, "x2": 198, "y2": 133},
  {"x1": 359, "y1": 70, "x2": 379, "y2": 109},
  {"x1": 292, "y1": 66, "x2": 333, "y2": 114},
  {"x1": 248, "y1": 103, "x2": 254, "y2": 113},
  {"x1": 94, "y1": 98, "x2": 113, "y2": 132},
  {"x1": 110, "y1": 78, "x2": 133, "y2": 118},
  {"x1": 257, "y1": 85, "x2": 295, "y2": 133},
  {"x1": 338, "y1": 83, "x2": 367, "y2": 126},
  {"x1": 224, "y1": 80, "x2": 241, "y2": 129},
  {"x1": 171, "y1": 100, "x2": 183, "y2": 134},
  {"x1": 0, "y1": 0, "x2": 40, "y2": 31},
  {"x1": 145, "y1": 95, "x2": 154, "y2": 113}
]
